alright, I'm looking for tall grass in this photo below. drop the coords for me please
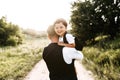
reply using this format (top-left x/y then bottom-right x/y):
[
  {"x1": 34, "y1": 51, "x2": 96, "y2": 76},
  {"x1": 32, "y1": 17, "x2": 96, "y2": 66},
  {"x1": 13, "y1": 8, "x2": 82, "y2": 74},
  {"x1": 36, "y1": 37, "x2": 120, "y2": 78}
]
[
  {"x1": 0, "y1": 37, "x2": 49, "y2": 80},
  {"x1": 82, "y1": 36, "x2": 120, "y2": 80}
]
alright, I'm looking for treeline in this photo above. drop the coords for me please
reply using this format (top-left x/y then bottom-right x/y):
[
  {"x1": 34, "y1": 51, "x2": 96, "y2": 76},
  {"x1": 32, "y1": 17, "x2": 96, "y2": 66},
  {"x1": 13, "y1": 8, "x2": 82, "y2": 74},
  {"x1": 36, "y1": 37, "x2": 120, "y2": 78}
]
[
  {"x1": 23, "y1": 29, "x2": 47, "y2": 39},
  {"x1": 0, "y1": 16, "x2": 47, "y2": 46},
  {"x1": 0, "y1": 17, "x2": 23, "y2": 46},
  {"x1": 70, "y1": 0, "x2": 120, "y2": 46}
]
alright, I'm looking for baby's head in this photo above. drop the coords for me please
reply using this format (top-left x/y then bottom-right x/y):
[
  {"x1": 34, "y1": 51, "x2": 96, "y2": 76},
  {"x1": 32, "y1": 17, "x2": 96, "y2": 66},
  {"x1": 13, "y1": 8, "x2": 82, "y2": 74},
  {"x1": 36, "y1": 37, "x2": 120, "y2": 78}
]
[
  {"x1": 53, "y1": 18, "x2": 67, "y2": 27},
  {"x1": 53, "y1": 18, "x2": 68, "y2": 36}
]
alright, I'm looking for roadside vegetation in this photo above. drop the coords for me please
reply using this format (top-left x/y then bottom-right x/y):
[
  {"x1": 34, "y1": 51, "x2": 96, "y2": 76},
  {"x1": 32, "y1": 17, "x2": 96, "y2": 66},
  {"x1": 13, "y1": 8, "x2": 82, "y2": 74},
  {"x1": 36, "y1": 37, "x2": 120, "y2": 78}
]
[
  {"x1": 82, "y1": 35, "x2": 120, "y2": 80},
  {"x1": 0, "y1": 38, "x2": 49, "y2": 80},
  {"x1": 0, "y1": 16, "x2": 49, "y2": 80},
  {"x1": 0, "y1": 17, "x2": 23, "y2": 46}
]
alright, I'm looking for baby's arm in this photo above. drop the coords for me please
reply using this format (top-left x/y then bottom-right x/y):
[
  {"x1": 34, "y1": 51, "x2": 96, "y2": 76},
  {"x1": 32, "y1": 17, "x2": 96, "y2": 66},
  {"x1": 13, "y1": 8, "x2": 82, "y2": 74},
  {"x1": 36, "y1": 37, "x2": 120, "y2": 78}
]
[{"x1": 58, "y1": 42, "x2": 75, "y2": 48}]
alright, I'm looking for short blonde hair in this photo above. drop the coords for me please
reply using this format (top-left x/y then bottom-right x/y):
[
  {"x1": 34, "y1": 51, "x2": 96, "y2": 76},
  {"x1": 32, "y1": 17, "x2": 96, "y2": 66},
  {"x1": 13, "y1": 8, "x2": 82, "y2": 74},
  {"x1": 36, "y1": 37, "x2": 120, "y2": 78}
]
[
  {"x1": 53, "y1": 18, "x2": 67, "y2": 27},
  {"x1": 47, "y1": 25, "x2": 57, "y2": 37}
]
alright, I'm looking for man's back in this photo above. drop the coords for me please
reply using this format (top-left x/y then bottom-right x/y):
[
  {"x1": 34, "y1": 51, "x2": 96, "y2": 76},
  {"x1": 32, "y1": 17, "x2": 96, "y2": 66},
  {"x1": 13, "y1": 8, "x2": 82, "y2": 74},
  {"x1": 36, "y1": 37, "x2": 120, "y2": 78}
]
[{"x1": 43, "y1": 43, "x2": 77, "y2": 80}]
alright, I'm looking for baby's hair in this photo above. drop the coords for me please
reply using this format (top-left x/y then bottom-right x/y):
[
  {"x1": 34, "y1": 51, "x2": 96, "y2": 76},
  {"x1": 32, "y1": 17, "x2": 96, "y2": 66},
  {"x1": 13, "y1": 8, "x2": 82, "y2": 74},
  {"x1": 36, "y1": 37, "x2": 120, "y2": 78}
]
[{"x1": 54, "y1": 18, "x2": 67, "y2": 27}]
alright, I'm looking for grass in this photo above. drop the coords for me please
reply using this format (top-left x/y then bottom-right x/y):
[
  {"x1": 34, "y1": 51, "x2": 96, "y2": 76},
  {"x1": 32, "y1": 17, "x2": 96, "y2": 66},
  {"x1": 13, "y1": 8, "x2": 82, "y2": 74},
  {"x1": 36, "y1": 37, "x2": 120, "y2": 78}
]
[
  {"x1": 82, "y1": 36, "x2": 120, "y2": 80},
  {"x1": 1, "y1": 35, "x2": 120, "y2": 80},
  {"x1": 0, "y1": 37, "x2": 49, "y2": 80}
]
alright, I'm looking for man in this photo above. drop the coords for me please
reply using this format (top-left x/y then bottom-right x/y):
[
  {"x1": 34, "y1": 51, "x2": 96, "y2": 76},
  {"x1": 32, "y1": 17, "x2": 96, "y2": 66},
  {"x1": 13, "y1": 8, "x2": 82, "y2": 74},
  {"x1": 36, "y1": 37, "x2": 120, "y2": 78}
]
[{"x1": 42, "y1": 25, "x2": 83, "y2": 80}]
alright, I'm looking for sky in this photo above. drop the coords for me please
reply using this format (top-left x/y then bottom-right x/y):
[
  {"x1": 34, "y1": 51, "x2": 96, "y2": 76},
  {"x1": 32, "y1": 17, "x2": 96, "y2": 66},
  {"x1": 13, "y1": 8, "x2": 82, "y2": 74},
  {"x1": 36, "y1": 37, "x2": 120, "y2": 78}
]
[{"x1": 0, "y1": 0, "x2": 80, "y2": 31}]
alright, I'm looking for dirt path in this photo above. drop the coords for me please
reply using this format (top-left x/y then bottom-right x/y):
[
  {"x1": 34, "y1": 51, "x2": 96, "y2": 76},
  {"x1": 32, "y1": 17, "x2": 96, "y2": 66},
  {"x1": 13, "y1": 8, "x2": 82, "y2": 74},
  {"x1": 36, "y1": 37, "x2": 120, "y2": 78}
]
[{"x1": 24, "y1": 59, "x2": 95, "y2": 80}]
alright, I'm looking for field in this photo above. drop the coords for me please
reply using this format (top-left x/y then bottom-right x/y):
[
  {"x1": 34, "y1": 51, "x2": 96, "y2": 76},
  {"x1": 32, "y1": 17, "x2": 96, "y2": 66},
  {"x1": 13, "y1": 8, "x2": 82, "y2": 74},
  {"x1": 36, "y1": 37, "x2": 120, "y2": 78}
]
[{"x1": 0, "y1": 38, "x2": 49, "y2": 80}]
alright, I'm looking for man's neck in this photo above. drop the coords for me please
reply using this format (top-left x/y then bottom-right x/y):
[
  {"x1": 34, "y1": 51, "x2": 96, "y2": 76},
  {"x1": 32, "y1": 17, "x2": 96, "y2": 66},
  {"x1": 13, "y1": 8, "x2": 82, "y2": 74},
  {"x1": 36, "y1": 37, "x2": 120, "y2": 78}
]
[{"x1": 51, "y1": 37, "x2": 58, "y2": 43}]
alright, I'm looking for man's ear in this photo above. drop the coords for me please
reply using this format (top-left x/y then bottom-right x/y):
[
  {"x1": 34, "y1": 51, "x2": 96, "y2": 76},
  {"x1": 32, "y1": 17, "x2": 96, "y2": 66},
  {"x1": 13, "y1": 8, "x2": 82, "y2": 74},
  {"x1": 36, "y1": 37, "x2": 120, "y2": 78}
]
[{"x1": 48, "y1": 34, "x2": 51, "y2": 39}]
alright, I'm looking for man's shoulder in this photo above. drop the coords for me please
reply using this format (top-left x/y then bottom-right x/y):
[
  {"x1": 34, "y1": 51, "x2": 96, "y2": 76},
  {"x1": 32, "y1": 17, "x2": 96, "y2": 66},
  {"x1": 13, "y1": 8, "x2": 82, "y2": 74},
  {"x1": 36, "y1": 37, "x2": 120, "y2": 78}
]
[{"x1": 44, "y1": 43, "x2": 64, "y2": 50}]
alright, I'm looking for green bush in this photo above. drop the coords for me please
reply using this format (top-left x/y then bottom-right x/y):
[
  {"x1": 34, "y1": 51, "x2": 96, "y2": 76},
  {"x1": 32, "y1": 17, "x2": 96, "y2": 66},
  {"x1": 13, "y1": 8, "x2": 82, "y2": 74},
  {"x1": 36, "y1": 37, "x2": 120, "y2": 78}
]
[
  {"x1": 0, "y1": 16, "x2": 23, "y2": 46},
  {"x1": 6, "y1": 37, "x2": 17, "y2": 46}
]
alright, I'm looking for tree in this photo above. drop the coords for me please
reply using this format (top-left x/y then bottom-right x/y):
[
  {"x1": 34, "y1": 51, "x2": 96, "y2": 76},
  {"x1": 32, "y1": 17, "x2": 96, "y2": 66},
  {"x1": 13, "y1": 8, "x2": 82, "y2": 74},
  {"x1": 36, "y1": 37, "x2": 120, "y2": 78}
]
[
  {"x1": 0, "y1": 16, "x2": 23, "y2": 46},
  {"x1": 93, "y1": 0, "x2": 120, "y2": 38},
  {"x1": 70, "y1": 0, "x2": 97, "y2": 45},
  {"x1": 70, "y1": 0, "x2": 120, "y2": 46}
]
